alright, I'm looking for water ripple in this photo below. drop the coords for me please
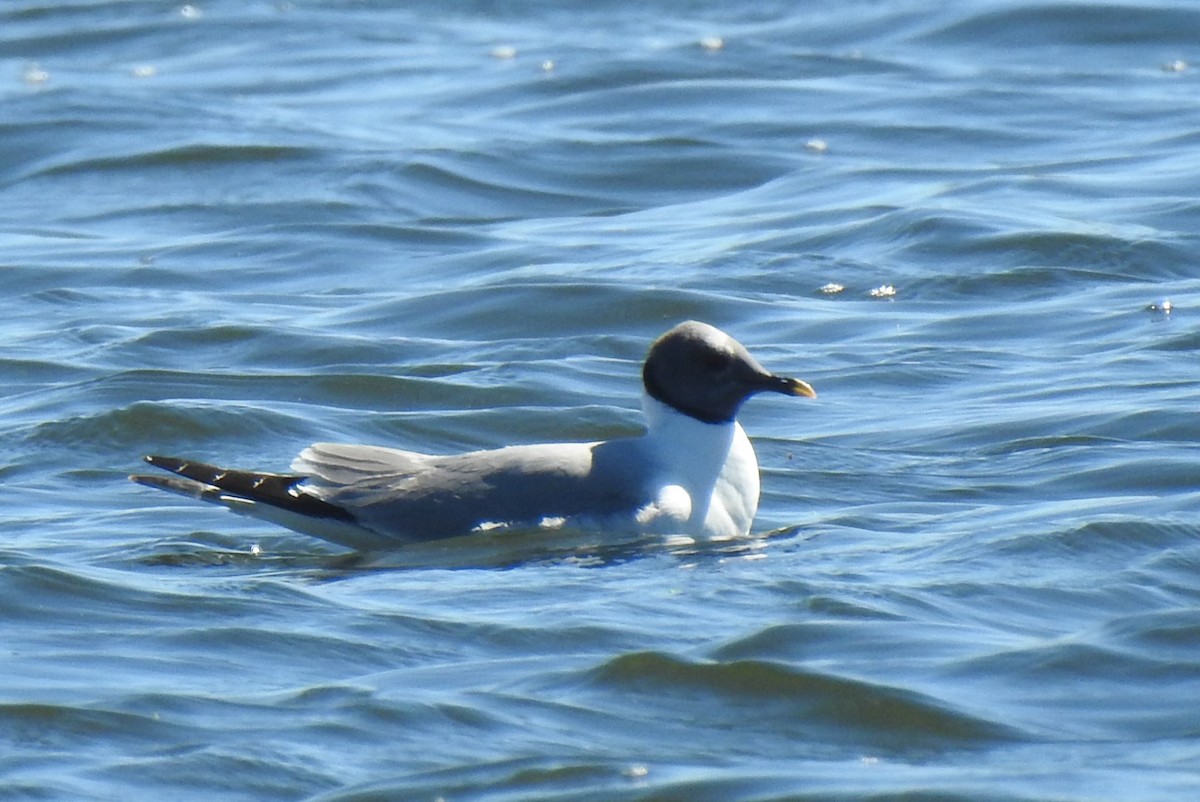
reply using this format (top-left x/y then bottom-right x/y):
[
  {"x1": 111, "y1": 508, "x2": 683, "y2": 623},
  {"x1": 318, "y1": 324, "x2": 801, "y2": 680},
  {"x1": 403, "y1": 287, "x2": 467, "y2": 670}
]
[{"x1": 583, "y1": 651, "x2": 1020, "y2": 750}]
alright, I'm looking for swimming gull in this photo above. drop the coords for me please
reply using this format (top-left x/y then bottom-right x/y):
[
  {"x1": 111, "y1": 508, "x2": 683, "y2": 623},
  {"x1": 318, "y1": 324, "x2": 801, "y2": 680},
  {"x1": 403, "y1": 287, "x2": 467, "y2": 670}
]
[{"x1": 131, "y1": 320, "x2": 815, "y2": 550}]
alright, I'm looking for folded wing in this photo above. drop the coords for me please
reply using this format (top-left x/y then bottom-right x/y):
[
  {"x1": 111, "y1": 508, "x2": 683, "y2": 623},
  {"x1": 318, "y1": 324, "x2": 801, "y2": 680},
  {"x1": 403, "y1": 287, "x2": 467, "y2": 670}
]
[{"x1": 134, "y1": 438, "x2": 653, "y2": 549}]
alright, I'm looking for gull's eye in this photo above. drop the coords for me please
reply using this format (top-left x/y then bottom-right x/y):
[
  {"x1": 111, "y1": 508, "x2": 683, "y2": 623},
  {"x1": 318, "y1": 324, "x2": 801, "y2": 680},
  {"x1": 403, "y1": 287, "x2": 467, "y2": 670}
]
[{"x1": 703, "y1": 349, "x2": 733, "y2": 372}]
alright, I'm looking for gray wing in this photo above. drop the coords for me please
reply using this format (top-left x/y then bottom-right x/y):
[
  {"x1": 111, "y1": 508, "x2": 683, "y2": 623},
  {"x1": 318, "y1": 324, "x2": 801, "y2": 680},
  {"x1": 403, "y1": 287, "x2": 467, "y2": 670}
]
[
  {"x1": 294, "y1": 439, "x2": 650, "y2": 542},
  {"x1": 294, "y1": 442, "x2": 432, "y2": 486}
]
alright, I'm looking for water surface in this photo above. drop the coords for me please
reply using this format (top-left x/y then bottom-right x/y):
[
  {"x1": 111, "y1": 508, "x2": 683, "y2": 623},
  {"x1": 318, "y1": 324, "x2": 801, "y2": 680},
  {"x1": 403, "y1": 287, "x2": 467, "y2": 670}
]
[{"x1": 3, "y1": 1, "x2": 1199, "y2": 799}]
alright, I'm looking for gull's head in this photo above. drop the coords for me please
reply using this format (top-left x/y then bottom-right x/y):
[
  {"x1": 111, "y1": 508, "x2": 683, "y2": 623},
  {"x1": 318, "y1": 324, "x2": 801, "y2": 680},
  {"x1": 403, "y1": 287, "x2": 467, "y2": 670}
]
[{"x1": 642, "y1": 320, "x2": 815, "y2": 424}]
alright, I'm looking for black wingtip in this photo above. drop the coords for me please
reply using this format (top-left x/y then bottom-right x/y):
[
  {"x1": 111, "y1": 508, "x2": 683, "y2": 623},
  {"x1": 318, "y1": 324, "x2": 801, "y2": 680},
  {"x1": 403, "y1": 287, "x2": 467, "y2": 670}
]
[
  {"x1": 128, "y1": 471, "x2": 213, "y2": 501},
  {"x1": 134, "y1": 453, "x2": 357, "y2": 524},
  {"x1": 141, "y1": 455, "x2": 231, "y2": 487}
]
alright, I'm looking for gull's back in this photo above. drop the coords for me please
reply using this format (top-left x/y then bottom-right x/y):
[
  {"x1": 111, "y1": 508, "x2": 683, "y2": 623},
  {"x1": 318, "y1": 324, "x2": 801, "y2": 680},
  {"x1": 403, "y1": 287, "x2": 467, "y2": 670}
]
[{"x1": 296, "y1": 439, "x2": 651, "y2": 543}]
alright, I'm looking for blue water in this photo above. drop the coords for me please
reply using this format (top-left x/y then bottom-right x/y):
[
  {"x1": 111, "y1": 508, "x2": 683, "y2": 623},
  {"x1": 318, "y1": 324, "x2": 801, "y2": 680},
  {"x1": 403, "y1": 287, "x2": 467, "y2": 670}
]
[{"x1": 3, "y1": 1, "x2": 1200, "y2": 799}]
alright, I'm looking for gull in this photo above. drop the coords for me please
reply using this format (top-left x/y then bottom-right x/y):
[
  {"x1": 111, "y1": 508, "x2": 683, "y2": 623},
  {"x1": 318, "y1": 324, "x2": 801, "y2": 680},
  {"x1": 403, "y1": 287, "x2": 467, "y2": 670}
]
[{"x1": 131, "y1": 321, "x2": 815, "y2": 550}]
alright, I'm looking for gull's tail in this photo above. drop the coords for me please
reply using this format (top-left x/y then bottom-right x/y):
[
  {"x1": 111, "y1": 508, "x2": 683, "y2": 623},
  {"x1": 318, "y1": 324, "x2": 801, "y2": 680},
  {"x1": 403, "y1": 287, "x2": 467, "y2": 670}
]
[{"x1": 130, "y1": 455, "x2": 376, "y2": 548}]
